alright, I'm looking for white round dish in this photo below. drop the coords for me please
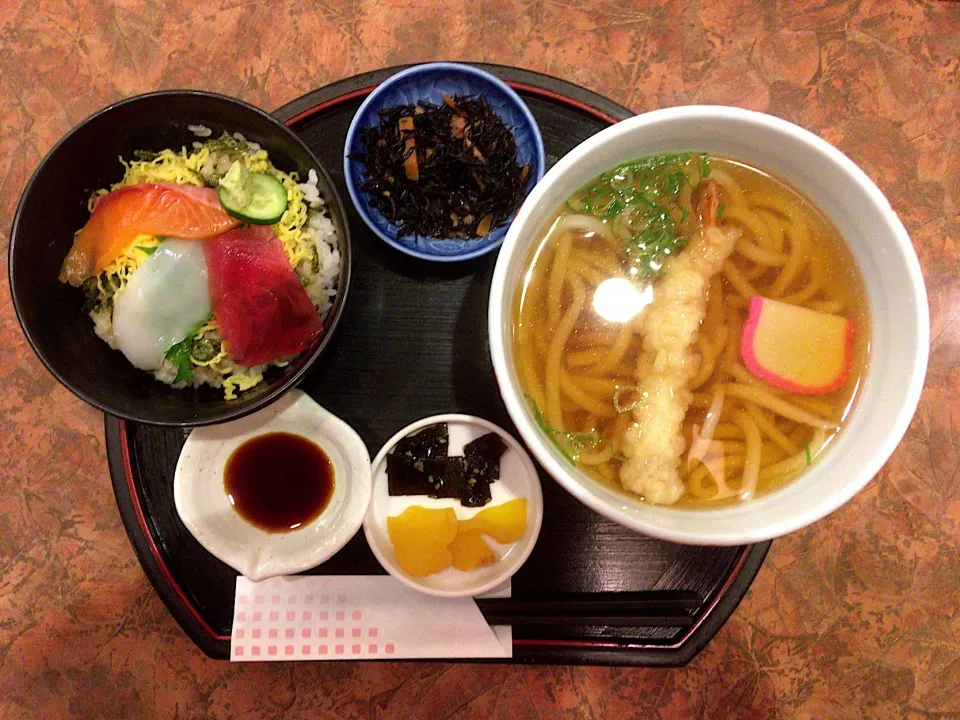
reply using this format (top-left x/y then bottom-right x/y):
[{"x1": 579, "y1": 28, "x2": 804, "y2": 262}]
[
  {"x1": 363, "y1": 414, "x2": 543, "y2": 598},
  {"x1": 174, "y1": 390, "x2": 372, "y2": 581},
  {"x1": 488, "y1": 105, "x2": 929, "y2": 546}
]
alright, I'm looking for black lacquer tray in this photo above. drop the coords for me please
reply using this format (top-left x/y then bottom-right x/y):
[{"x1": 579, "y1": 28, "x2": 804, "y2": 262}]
[{"x1": 106, "y1": 64, "x2": 770, "y2": 665}]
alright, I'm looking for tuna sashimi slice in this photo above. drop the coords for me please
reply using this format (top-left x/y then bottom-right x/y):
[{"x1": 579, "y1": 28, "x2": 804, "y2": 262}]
[
  {"x1": 204, "y1": 226, "x2": 323, "y2": 367},
  {"x1": 60, "y1": 183, "x2": 241, "y2": 286}
]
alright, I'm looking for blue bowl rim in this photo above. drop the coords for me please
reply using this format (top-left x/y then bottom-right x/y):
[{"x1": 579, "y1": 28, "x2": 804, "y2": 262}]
[{"x1": 343, "y1": 62, "x2": 547, "y2": 263}]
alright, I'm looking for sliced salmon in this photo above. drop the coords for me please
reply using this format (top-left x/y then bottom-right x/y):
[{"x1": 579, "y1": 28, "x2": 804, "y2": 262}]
[
  {"x1": 59, "y1": 183, "x2": 241, "y2": 286},
  {"x1": 204, "y1": 226, "x2": 323, "y2": 367}
]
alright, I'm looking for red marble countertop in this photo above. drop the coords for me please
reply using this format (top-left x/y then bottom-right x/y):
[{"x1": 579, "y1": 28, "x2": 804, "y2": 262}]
[{"x1": 1, "y1": 1, "x2": 958, "y2": 718}]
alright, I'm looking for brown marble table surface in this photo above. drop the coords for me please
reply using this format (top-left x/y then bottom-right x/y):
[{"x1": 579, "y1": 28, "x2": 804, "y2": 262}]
[{"x1": 1, "y1": 1, "x2": 959, "y2": 718}]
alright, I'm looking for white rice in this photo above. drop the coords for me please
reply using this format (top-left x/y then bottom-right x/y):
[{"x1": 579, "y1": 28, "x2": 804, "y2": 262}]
[
  {"x1": 188, "y1": 124, "x2": 213, "y2": 138},
  {"x1": 304, "y1": 211, "x2": 341, "y2": 314},
  {"x1": 91, "y1": 306, "x2": 119, "y2": 349},
  {"x1": 294, "y1": 168, "x2": 340, "y2": 314},
  {"x1": 232, "y1": 132, "x2": 262, "y2": 152},
  {"x1": 198, "y1": 151, "x2": 236, "y2": 180},
  {"x1": 298, "y1": 169, "x2": 323, "y2": 208},
  {"x1": 152, "y1": 355, "x2": 268, "y2": 391}
]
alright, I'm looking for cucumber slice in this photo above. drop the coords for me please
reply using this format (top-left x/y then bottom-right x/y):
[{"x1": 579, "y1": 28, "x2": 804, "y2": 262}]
[{"x1": 218, "y1": 172, "x2": 288, "y2": 225}]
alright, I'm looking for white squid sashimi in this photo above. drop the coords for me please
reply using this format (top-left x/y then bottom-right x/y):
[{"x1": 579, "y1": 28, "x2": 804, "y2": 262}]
[{"x1": 112, "y1": 239, "x2": 211, "y2": 370}]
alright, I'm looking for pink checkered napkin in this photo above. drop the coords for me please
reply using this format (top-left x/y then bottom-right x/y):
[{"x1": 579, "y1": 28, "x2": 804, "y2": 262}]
[{"x1": 231, "y1": 575, "x2": 511, "y2": 661}]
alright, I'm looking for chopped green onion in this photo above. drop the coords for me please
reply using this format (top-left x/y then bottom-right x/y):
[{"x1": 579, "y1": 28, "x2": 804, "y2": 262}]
[
  {"x1": 164, "y1": 314, "x2": 212, "y2": 384},
  {"x1": 717, "y1": 202, "x2": 725, "y2": 220},
  {"x1": 191, "y1": 337, "x2": 221, "y2": 363},
  {"x1": 803, "y1": 440, "x2": 812, "y2": 466},
  {"x1": 613, "y1": 385, "x2": 647, "y2": 414},
  {"x1": 700, "y1": 153, "x2": 711, "y2": 180},
  {"x1": 202, "y1": 132, "x2": 255, "y2": 159},
  {"x1": 526, "y1": 395, "x2": 616, "y2": 465},
  {"x1": 567, "y1": 153, "x2": 710, "y2": 280}
]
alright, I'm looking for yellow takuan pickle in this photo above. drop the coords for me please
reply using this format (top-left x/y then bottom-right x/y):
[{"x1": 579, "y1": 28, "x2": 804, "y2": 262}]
[
  {"x1": 459, "y1": 498, "x2": 527, "y2": 543},
  {"x1": 386, "y1": 499, "x2": 528, "y2": 577},
  {"x1": 386, "y1": 506, "x2": 459, "y2": 577},
  {"x1": 449, "y1": 531, "x2": 496, "y2": 571}
]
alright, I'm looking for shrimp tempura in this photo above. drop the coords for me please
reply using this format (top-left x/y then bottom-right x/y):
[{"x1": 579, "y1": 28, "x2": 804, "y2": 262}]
[{"x1": 620, "y1": 184, "x2": 740, "y2": 504}]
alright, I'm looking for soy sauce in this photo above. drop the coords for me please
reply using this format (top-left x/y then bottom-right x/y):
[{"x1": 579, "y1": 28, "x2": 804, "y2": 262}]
[{"x1": 224, "y1": 432, "x2": 334, "y2": 533}]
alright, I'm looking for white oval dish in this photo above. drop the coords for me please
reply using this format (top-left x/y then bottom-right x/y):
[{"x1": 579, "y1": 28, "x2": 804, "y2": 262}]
[
  {"x1": 174, "y1": 390, "x2": 372, "y2": 581},
  {"x1": 363, "y1": 414, "x2": 543, "y2": 598}
]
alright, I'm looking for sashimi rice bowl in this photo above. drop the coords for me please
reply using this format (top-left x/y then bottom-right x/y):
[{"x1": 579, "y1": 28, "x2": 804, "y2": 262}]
[{"x1": 59, "y1": 127, "x2": 341, "y2": 400}]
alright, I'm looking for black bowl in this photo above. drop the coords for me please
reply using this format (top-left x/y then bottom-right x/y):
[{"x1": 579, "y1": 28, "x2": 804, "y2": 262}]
[{"x1": 9, "y1": 90, "x2": 352, "y2": 426}]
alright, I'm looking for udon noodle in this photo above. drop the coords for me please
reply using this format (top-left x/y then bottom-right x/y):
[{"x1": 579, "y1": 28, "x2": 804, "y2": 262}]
[{"x1": 513, "y1": 156, "x2": 868, "y2": 507}]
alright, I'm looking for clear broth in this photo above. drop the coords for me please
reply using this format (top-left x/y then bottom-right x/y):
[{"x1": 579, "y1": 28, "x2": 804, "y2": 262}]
[{"x1": 512, "y1": 157, "x2": 870, "y2": 508}]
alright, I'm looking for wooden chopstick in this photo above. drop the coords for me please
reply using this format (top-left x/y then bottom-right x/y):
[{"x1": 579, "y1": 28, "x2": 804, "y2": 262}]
[{"x1": 475, "y1": 590, "x2": 701, "y2": 628}]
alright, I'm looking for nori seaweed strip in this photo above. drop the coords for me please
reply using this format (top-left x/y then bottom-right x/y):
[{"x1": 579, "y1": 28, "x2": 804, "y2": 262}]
[
  {"x1": 386, "y1": 426, "x2": 507, "y2": 506},
  {"x1": 393, "y1": 423, "x2": 449, "y2": 459},
  {"x1": 462, "y1": 432, "x2": 508, "y2": 507},
  {"x1": 353, "y1": 95, "x2": 528, "y2": 240},
  {"x1": 462, "y1": 479, "x2": 492, "y2": 508},
  {"x1": 386, "y1": 454, "x2": 467, "y2": 499},
  {"x1": 463, "y1": 432, "x2": 507, "y2": 481}
]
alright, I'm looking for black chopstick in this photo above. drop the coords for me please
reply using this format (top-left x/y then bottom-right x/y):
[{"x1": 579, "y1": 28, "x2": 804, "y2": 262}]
[
  {"x1": 479, "y1": 611, "x2": 694, "y2": 628},
  {"x1": 475, "y1": 590, "x2": 700, "y2": 628}
]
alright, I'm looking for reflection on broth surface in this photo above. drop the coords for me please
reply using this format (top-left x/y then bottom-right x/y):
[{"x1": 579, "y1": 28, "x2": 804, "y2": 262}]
[{"x1": 512, "y1": 156, "x2": 869, "y2": 508}]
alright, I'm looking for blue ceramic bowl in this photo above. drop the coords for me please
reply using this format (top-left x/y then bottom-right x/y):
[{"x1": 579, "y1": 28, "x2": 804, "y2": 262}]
[{"x1": 343, "y1": 63, "x2": 546, "y2": 262}]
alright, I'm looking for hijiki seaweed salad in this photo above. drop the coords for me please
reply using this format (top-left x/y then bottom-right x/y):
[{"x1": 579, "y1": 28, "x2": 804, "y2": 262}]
[
  {"x1": 354, "y1": 94, "x2": 529, "y2": 240},
  {"x1": 58, "y1": 128, "x2": 340, "y2": 399}
]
